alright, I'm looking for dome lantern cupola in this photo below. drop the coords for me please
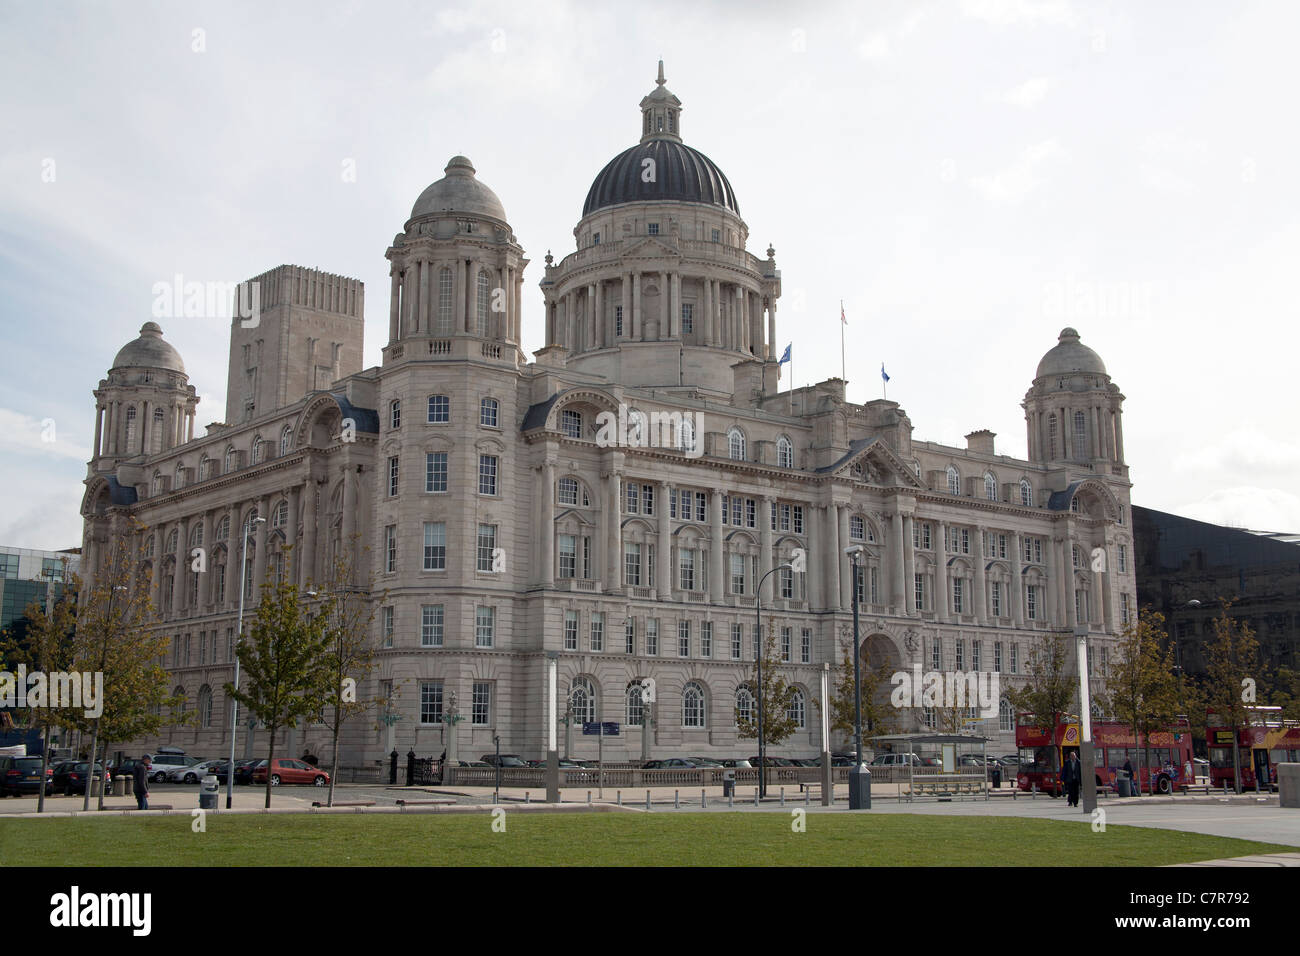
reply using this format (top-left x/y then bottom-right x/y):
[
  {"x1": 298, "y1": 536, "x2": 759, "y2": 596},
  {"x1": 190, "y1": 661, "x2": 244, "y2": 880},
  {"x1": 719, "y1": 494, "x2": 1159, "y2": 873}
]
[{"x1": 640, "y1": 59, "x2": 682, "y2": 144}]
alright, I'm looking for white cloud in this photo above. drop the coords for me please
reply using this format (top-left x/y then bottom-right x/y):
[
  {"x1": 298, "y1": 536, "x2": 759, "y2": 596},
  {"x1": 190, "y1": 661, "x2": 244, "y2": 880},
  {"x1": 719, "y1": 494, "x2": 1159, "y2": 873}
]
[
  {"x1": 858, "y1": 33, "x2": 892, "y2": 60},
  {"x1": 1002, "y1": 76, "x2": 1053, "y2": 108},
  {"x1": 961, "y1": 0, "x2": 1079, "y2": 27},
  {"x1": 970, "y1": 138, "x2": 1066, "y2": 203},
  {"x1": 1176, "y1": 487, "x2": 1300, "y2": 534},
  {"x1": 0, "y1": 408, "x2": 91, "y2": 462}
]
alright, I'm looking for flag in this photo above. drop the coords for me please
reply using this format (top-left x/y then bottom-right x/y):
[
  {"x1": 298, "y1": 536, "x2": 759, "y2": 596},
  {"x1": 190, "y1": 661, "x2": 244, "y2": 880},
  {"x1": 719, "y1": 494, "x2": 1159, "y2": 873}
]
[
  {"x1": 881, "y1": 363, "x2": 890, "y2": 383},
  {"x1": 840, "y1": 300, "x2": 846, "y2": 325},
  {"x1": 779, "y1": 343, "x2": 791, "y2": 365}
]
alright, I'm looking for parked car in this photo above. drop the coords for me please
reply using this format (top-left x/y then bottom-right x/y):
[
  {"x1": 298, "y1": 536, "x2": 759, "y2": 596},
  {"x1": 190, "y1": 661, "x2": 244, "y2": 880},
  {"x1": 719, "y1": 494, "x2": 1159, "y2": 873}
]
[
  {"x1": 870, "y1": 753, "x2": 926, "y2": 767},
  {"x1": 642, "y1": 758, "x2": 697, "y2": 769},
  {"x1": 168, "y1": 759, "x2": 226, "y2": 784},
  {"x1": 480, "y1": 753, "x2": 529, "y2": 768},
  {"x1": 232, "y1": 759, "x2": 264, "y2": 785},
  {"x1": 0, "y1": 755, "x2": 52, "y2": 796},
  {"x1": 748, "y1": 756, "x2": 795, "y2": 767},
  {"x1": 458, "y1": 760, "x2": 491, "y2": 768},
  {"x1": 53, "y1": 761, "x2": 110, "y2": 795},
  {"x1": 109, "y1": 757, "x2": 148, "y2": 782},
  {"x1": 688, "y1": 757, "x2": 724, "y2": 768},
  {"x1": 719, "y1": 758, "x2": 752, "y2": 768},
  {"x1": 999, "y1": 754, "x2": 1022, "y2": 767},
  {"x1": 251, "y1": 757, "x2": 329, "y2": 787},
  {"x1": 145, "y1": 750, "x2": 197, "y2": 782}
]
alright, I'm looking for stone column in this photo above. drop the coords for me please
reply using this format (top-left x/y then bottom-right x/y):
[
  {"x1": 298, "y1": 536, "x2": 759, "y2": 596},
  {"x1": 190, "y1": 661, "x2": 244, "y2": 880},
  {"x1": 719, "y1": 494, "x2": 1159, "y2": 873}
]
[
  {"x1": 1043, "y1": 534, "x2": 1058, "y2": 626},
  {"x1": 825, "y1": 505, "x2": 840, "y2": 610},
  {"x1": 702, "y1": 277, "x2": 713, "y2": 345},
  {"x1": 709, "y1": 492, "x2": 724, "y2": 603},
  {"x1": 418, "y1": 259, "x2": 430, "y2": 334},
  {"x1": 541, "y1": 460, "x2": 555, "y2": 586},
  {"x1": 93, "y1": 405, "x2": 104, "y2": 459},
  {"x1": 936, "y1": 522, "x2": 950, "y2": 623},
  {"x1": 1061, "y1": 536, "x2": 1076, "y2": 628},
  {"x1": 252, "y1": 497, "x2": 270, "y2": 603},
  {"x1": 767, "y1": 300, "x2": 777, "y2": 361},
  {"x1": 621, "y1": 273, "x2": 632, "y2": 340},
  {"x1": 545, "y1": 299, "x2": 555, "y2": 346},
  {"x1": 287, "y1": 485, "x2": 301, "y2": 582},
  {"x1": 891, "y1": 510, "x2": 906, "y2": 612},
  {"x1": 594, "y1": 279, "x2": 604, "y2": 349},
  {"x1": 838, "y1": 505, "x2": 852, "y2": 609},
  {"x1": 1100, "y1": 530, "x2": 1114, "y2": 632},
  {"x1": 750, "y1": 291, "x2": 762, "y2": 356},
  {"x1": 660, "y1": 270, "x2": 670, "y2": 338},
  {"x1": 670, "y1": 272, "x2": 681, "y2": 339},
  {"x1": 604, "y1": 468, "x2": 621, "y2": 590},
  {"x1": 1011, "y1": 531, "x2": 1024, "y2": 627},
  {"x1": 632, "y1": 272, "x2": 642, "y2": 340},
  {"x1": 657, "y1": 481, "x2": 671, "y2": 597},
  {"x1": 172, "y1": 517, "x2": 188, "y2": 615},
  {"x1": 760, "y1": 495, "x2": 775, "y2": 603},
  {"x1": 903, "y1": 515, "x2": 917, "y2": 616},
  {"x1": 455, "y1": 259, "x2": 467, "y2": 333},
  {"x1": 566, "y1": 291, "x2": 576, "y2": 350},
  {"x1": 974, "y1": 527, "x2": 988, "y2": 623},
  {"x1": 302, "y1": 479, "x2": 318, "y2": 586}
]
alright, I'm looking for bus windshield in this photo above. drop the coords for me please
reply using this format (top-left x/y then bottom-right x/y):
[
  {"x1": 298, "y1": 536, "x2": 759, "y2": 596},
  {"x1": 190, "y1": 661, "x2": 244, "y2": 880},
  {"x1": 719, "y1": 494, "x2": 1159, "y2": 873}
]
[{"x1": 1019, "y1": 747, "x2": 1058, "y2": 774}]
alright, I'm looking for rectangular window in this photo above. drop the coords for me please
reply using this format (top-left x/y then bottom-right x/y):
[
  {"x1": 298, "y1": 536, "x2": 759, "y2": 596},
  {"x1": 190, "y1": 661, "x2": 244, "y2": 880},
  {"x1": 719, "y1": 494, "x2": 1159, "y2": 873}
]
[
  {"x1": 477, "y1": 524, "x2": 497, "y2": 572},
  {"x1": 701, "y1": 621, "x2": 712, "y2": 658},
  {"x1": 646, "y1": 618, "x2": 659, "y2": 656},
  {"x1": 669, "y1": 489, "x2": 677, "y2": 518},
  {"x1": 971, "y1": 640, "x2": 981, "y2": 671},
  {"x1": 730, "y1": 623, "x2": 743, "y2": 660},
  {"x1": 472, "y1": 681, "x2": 491, "y2": 725},
  {"x1": 480, "y1": 399, "x2": 499, "y2": 427},
  {"x1": 953, "y1": 578, "x2": 964, "y2": 614},
  {"x1": 615, "y1": 305, "x2": 623, "y2": 337},
  {"x1": 425, "y1": 452, "x2": 447, "y2": 493},
  {"x1": 642, "y1": 484, "x2": 654, "y2": 516},
  {"x1": 647, "y1": 222, "x2": 659, "y2": 235},
  {"x1": 678, "y1": 620, "x2": 690, "y2": 657},
  {"x1": 991, "y1": 581, "x2": 1002, "y2": 618},
  {"x1": 781, "y1": 627, "x2": 792, "y2": 663},
  {"x1": 387, "y1": 456, "x2": 399, "y2": 496},
  {"x1": 931, "y1": 637, "x2": 941, "y2": 671},
  {"x1": 385, "y1": 525, "x2": 397, "y2": 573},
  {"x1": 1121, "y1": 592, "x2": 1130, "y2": 625},
  {"x1": 564, "y1": 610, "x2": 579, "y2": 650},
  {"x1": 994, "y1": 641, "x2": 1003, "y2": 673},
  {"x1": 1027, "y1": 585, "x2": 1038, "y2": 621},
  {"x1": 792, "y1": 506, "x2": 804, "y2": 534},
  {"x1": 478, "y1": 454, "x2": 498, "y2": 495},
  {"x1": 681, "y1": 303, "x2": 693, "y2": 334},
  {"x1": 422, "y1": 522, "x2": 446, "y2": 571},
  {"x1": 801, "y1": 628, "x2": 812, "y2": 664},
  {"x1": 956, "y1": 638, "x2": 965, "y2": 670},
  {"x1": 421, "y1": 605, "x2": 443, "y2": 646},
  {"x1": 869, "y1": 566, "x2": 879, "y2": 604},
  {"x1": 559, "y1": 534, "x2": 577, "y2": 579},
  {"x1": 625, "y1": 617, "x2": 635, "y2": 654},
  {"x1": 646, "y1": 543, "x2": 654, "y2": 587},
  {"x1": 780, "y1": 566, "x2": 794, "y2": 600},
  {"x1": 745, "y1": 498, "x2": 756, "y2": 528},
  {"x1": 590, "y1": 613, "x2": 604, "y2": 652},
  {"x1": 1010, "y1": 643, "x2": 1019, "y2": 675},
  {"x1": 1118, "y1": 544, "x2": 1128, "y2": 574},
  {"x1": 625, "y1": 482, "x2": 639, "y2": 514},
  {"x1": 730, "y1": 553, "x2": 745, "y2": 594},
  {"x1": 582, "y1": 536, "x2": 591, "y2": 579},
  {"x1": 381, "y1": 607, "x2": 394, "y2": 648},
  {"x1": 419, "y1": 682, "x2": 443, "y2": 724},
  {"x1": 427, "y1": 395, "x2": 449, "y2": 423},
  {"x1": 960, "y1": 528, "x2": 969, "y2": 554},
  {"x1": 475, "y1": 606, "x2": 495, "y2": 647},
  {"x1": 696, "y1": 492, "x2": 707, "y2": 523},
  {"x1": 914, "y1": 573, "x2": 924, "y2": 611},
  {"x1": 679, "y1": 548, "x2": 695, "y2": 591},
  {"x1": 624, "y1": 543, "x2": 641, "y2": 586}
]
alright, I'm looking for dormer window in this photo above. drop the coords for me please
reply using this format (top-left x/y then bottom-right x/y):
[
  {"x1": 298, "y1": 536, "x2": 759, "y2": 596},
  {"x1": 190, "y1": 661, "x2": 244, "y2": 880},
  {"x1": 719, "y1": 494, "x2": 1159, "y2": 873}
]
[{"x1": 648, "y1": 223, "x2": 659, "y2": 236}]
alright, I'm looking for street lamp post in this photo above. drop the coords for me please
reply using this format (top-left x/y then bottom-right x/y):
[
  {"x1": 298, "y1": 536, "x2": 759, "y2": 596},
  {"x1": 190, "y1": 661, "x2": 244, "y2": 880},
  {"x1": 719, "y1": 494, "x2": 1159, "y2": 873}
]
[
  {"x1": 755, "y1": 563, "x2": 793, "y2": 799},
  {"x1": 845, "y1": 546, "x2": 871, "y2": 809},
  {"x1": 1075, "y1": 624, "x2": 1097, "y2": 814},
  {"x1": 226, "y1": 513, "x2": 265, "y2": 810}
]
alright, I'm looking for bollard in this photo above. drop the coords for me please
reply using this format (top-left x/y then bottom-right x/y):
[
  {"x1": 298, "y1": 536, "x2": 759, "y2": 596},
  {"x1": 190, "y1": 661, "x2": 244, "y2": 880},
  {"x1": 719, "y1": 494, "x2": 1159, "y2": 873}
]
[
  {"x1": 674, "y1": 789, "x2": 680, "y2": 809},
  {"x1": 728, "y1": 790, "x2": 734, "y2": 808},
  {"x1": 646, "y1": 790, "x2": 651, "y2": 810},
  {"x1": 754, "y1": 788, "x2": 759, "y2": 807},
  {"x1": 805, "y1": 787, "x2": 810, "y2": 806},
  {"x1": 617, "y1": 790, "x2": 622, "y2": 806},
  {"x1": 525, "y1": 791, "x2": 530, "y2": 804},
  {"x1": 780, "y1": 787, "x2": 785, "y2": 807},
  {"x1": 701, "y1": 788, "x2": 706, "y2": 809},
  {"x1": 587, "y1": 790, "x2": 592, "y2": 806}
]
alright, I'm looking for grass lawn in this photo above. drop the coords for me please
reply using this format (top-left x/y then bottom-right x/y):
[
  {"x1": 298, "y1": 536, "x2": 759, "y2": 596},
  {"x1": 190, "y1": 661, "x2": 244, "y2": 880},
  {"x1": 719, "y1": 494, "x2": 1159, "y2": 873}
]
[{"x1": 0, "y1": 812, "x2": 1291, "y2": 866}]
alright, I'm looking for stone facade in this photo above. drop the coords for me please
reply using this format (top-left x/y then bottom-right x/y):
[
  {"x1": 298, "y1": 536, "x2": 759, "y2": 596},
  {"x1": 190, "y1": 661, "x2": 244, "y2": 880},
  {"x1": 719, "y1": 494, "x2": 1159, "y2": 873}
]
[{"x1": 80, "y1": 65, "x2": 1137, "y2": 778}]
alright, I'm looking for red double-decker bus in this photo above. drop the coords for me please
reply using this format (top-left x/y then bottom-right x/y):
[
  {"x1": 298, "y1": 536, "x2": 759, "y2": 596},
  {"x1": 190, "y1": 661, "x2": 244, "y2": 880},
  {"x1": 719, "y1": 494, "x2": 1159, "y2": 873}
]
[
  {"x1": 1207, "y1": 707, "x2": 1300, "y2": 791},
  {"x1": 1015, "y1": 714, "x2": 1195, "y2": 796}
]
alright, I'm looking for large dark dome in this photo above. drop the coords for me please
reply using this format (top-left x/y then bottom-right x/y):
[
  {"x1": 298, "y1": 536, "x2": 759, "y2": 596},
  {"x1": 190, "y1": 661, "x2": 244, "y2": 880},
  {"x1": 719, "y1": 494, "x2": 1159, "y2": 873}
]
[{"x1": 583, "y1": 139, "x2": 740, "y2": 217}]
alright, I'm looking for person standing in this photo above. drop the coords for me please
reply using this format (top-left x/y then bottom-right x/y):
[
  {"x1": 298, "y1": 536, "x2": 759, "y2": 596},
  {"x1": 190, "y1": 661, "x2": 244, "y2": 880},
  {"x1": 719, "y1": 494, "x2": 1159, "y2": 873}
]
[
  {"x1": 132, "y1": 756, "x2": 150, "y2": 810},
  {"x1": 1123, "y1": 757, "x2": 1136, "y2": 796},
  {"x1": 1061, "y1": 751, "x2": 1082, "y2": 807}
]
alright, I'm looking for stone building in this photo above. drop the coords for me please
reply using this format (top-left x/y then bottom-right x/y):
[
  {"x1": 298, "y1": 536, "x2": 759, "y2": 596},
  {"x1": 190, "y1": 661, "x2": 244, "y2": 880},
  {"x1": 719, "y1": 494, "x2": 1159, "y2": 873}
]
[{"x1": 80, "y1": 65, "x2": 1136, "y2": 777}]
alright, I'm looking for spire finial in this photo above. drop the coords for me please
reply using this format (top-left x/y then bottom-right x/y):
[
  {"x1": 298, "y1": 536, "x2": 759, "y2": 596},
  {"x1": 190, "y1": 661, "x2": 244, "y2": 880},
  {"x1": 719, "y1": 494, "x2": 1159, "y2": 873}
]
[{"x1": 656, "y1": 59, "x2": 665, "y2": 86}]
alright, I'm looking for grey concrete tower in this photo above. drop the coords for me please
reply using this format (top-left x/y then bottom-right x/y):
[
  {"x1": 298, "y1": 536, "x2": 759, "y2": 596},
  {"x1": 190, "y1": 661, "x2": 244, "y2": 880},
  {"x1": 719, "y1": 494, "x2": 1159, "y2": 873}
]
[{"x1": 540, "y1": 61, "x2": 782, "y2": 400}]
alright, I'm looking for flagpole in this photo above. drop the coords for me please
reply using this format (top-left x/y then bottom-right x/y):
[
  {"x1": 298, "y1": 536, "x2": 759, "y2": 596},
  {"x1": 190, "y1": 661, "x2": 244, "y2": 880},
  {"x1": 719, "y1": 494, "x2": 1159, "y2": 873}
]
[{"x1": 840, "y1": 300, "x2": 846, "y2": 383}]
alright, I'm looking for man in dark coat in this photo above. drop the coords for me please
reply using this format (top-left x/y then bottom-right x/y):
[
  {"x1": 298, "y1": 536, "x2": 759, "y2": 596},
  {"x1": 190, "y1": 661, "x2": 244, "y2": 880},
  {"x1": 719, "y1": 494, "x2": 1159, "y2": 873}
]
[
  {"x1": 1123, "y1": 757, "x2": 1136, "y2": 796},
  {"x1": 1061, "y1": 751, "x2": 1082, "y2": 807},
  {"x1": 133, "y1": 756, "x2": 150, "y2": 810}
]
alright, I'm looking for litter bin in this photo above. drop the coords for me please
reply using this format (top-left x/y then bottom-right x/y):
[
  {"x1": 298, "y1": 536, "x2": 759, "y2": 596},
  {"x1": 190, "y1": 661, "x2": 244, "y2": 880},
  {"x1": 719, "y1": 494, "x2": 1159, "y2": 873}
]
[
  {"x1": 1117, "y1": 773, "x2": 1131, "y2": 798},
  {"x1": 123, "y1": 775, "x2": 134, "y2": 796},
  {"x1": 112, "y1": 775, "x2": 125, "y2": 796},
  {"x1": 722, "y1": 769, "x2": 736, "y2": 798},
  {"x1": 199, "y1": 773, "x2": 219, "y2": 810}
]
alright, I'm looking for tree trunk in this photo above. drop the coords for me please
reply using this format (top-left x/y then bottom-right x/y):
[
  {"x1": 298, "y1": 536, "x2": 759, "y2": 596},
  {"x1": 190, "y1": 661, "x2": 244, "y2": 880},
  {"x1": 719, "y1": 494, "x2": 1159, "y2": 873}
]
[
  {"x1": 96, "y1": 738, "x2": 109, "y2": 810},
  {"x1": 82, "y1": 721, "x2": 100, "y2": 812},
  {"x1": 328, "y1": 713, "x2": 341, "y2": 807},
  {"x1": 264, "y1": 726, "x2": 277, "y2": 809},
  {"x1": 37, "y1": 723, "x2": 51, "y2": 813}
]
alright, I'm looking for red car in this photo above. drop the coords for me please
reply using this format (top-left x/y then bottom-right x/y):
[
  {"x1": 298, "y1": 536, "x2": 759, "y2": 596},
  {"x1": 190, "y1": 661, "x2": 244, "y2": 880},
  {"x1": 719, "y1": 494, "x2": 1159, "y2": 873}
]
[{"x1": 252, "y1": 758, "x2": 329, "y2": 787}]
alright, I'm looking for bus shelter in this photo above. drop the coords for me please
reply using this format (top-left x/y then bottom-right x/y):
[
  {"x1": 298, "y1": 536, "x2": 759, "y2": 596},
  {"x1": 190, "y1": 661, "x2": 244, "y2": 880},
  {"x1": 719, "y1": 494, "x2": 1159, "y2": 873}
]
[{"x1": 870, "y1": 732, "x2": 993, "y2": 802}]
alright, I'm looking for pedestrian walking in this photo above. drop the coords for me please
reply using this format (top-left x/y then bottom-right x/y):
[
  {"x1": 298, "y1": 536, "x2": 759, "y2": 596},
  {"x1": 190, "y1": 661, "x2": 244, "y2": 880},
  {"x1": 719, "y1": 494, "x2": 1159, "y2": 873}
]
[
  {"x1": 1123, "y1": 757, "x2": 1136, "y2": 796},
  {"x1": 133, "y1": 756, "x2": 150, "y2": 811},
  {"x1": 1061, "y1": 751, "x2": 1082, "y2": 807}
]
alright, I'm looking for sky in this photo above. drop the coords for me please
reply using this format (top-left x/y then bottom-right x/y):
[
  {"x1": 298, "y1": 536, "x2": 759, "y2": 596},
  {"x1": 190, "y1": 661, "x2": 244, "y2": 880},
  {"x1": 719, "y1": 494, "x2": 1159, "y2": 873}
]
[{"x1": 1, "y1": 0, "x2": 1298, "y2": 551}]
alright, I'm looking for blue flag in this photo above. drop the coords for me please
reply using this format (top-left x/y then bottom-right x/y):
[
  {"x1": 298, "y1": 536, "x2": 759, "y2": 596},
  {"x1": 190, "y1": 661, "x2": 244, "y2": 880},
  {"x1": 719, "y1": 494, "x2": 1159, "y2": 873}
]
[
  {"x1": 779, "y1": 343, "x2": 792, "y2": 365},
  {"x1": 881, "y1": 363, "x2": 890, "y2": 383}
]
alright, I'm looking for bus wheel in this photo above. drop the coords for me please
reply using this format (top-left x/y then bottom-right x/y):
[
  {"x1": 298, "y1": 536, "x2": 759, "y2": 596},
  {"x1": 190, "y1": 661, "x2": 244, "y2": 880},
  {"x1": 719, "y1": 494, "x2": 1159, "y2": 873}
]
[{"x1": 1157, "y1": 775, "x2": 1172, "y2": 795}]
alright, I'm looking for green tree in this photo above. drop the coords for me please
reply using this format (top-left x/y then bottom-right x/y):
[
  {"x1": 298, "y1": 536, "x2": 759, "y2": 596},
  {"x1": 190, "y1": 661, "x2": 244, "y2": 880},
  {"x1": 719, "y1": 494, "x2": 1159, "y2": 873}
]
[
  {"x1": 736, "y1": 619, "x2": 800, "y2": 754},
  {"x1": 1203, "y1": 601, "x2": 1263, "y2": 793},
  {"x1": 309, "y1": 540, "x2": 384, "y2": 806},
  {"x1": 227, "y1": 557, "x2": 333, "y2": 808},
  {"x1": 1105, "y1": 608, "x2": 1181, "y2": 794},
  {"x1": 823, "y1": 626, "x2": 894, "y2": 746},
  {"x1": 1006, "y1": 632, "x2": 1076, "y2": 767}
]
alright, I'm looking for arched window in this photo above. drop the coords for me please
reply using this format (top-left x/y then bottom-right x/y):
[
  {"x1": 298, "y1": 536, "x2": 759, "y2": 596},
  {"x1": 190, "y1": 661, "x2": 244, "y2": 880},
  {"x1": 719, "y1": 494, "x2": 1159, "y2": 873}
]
[
  {"x1": 480, "y1": 397, "x2": 499, "y2": 428},
  {"x1": 224, "y1": 445, "x2": 235, "y2": 474},
  {"x1": 626, "y1": 681, "x2": 646, "y2": 726},
  {"x1": 561, "y1": 409, "x2": 582, "y2": 439},
  {"x1": 1020, "y1": 478, "x2": 1032, "y2": 507},
  {"x1": 198, "y1": 685, "x2": 213, "y2": 728},
  {"x1": 152, "y1": 408, "x2": 165, "y2": 452},
  {"x1": 735, "y1": 685, "x2": 755, "y2": 726},
  {"x1": 1048, "y1": 414, "x2": 1058, "y2": 459},
  {"x1": 173, "y1": 686, "x2": 187, "y2": 716},
  {"x1": 190, "y1": 523, "x2": 204, "y2": 549},
  {"x1": 777, "y1": 436, "x2": 793, "y2": 468},
  {"x1": 199, "y1": 454, "x2": 210, "y2": 480},
  {"x1": 152, "y1": 471, "x2": 163, "y2": 495},
  {"x1": 214, "y1": 515, "x2": 230, "y2": 540},
  {"x1": 165, "y1": 529, "x2": 178, "y2": 553},
  {"x1": 174, "y1": 463, "x2": 185, "y2": 490},
  {"x1": 679, "y1": 417, "x2": 696, "y2": 453},
  {"x1": 850, "y1": 515, "x2": 866, "y2": 540},
  {"x1": 125, "y1": 406, "x2": 137, "y2": 451},
  {"x1": 787, "y1": 688, "x2": 806, "y2": 729},
  {"x1": 1073, "y1": 410, "x2": 1087, "y2": 459},
  {"x1": 390, "y1": 399, "x2": 401, "y2": 430},
  {"x1": 727, "y1": 428, "x2": 746, "y2": 461},
  {"x1": 272, "y1": 500, "x2": 288, "y2": 527},
  {"x1": 280, "y1": 425, "x2": 292, "y2": 457},
  {"x1": 946, "y1": 466, "x2": 960, "y2": 495},
  {"x1": 683, "y1": 682, "x2": 706, "y2": 728},
  {"x1": 984, "y1": 472, "x2": 997, "y2": 501},
  {"x1": 999, "y1": 698, "x2": 1014, "y2": 733},
  {"x1": 252, "y1": 436, "x2": 264, "y2": 464},
  {"x1": 475, "y1": 269, "x2": 491, "y2": 336},
  {"x1": 569, "y1": 677, "x2": 596, "y2": 724},
  {"x1": 437, "y1": 267, "x2": 453, "y2": 334}
]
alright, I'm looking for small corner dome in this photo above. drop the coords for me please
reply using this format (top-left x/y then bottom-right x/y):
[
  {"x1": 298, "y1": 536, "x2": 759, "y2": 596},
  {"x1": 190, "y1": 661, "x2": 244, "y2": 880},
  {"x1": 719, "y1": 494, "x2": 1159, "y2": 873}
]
[
  {"x1": 1036, "y1": 327, "x2": 1107, "y2": 380},
  {"x1": 409, "y1": 155, "x2": 508, "y2": 224},
  {"x1": 111, "y1": 322, "x2": 186, "y2": 375}
]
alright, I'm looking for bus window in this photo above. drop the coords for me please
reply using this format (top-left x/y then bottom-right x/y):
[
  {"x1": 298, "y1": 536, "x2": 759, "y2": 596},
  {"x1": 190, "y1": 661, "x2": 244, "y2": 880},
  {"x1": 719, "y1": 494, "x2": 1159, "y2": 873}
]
[
  {"x1": 1208, "y1": 747, "x2": 1233, "y2": 769},
  {"x1": 1019, "y1": 747, "x2": 1058, "y2": 774}
]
